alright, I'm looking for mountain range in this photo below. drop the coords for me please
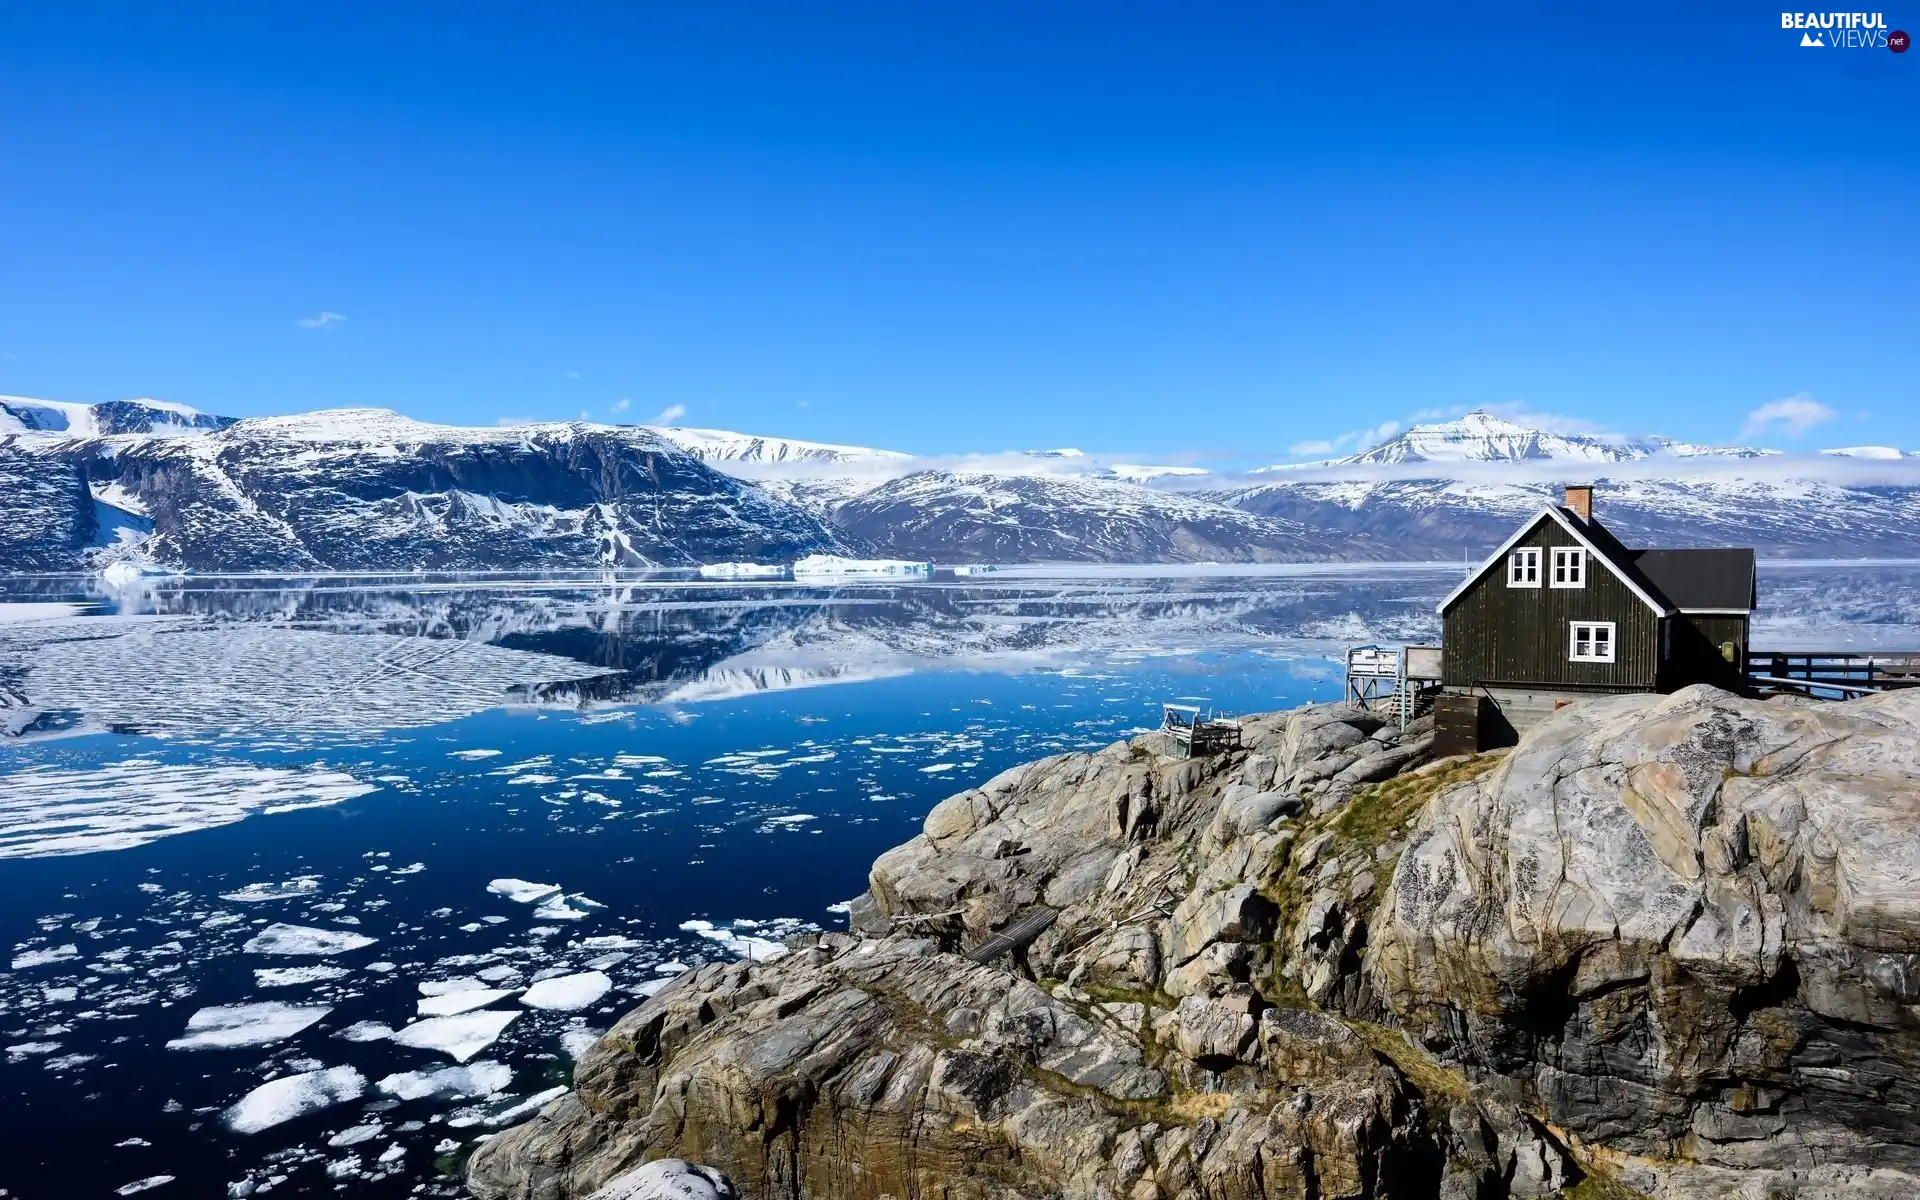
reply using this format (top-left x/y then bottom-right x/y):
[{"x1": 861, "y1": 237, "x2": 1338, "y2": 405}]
[{"x1": 2, "y1": 396, "x2": 1917, "y2": 572}]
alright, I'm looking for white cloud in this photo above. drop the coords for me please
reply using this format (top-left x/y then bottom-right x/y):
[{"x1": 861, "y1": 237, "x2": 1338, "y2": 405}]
[
  {"x1": 1287, "y1": 419, "x2": 1402, "y2": 460},
  {"x1": 1740, "y1": 393, "x2": 1837, "y2": 440},
  {"x1": 297, "y1": 312, "x2": 346, "y2": 331},
  {"x1": 649, "y1": 404, "x2": 686, "y2": 425},
  {"x1": 609, "y1": 398, "x2": 630, "y2": 415}
]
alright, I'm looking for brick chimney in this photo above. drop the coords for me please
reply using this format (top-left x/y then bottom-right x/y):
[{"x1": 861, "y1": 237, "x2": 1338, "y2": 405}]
[{"x1": 1563, "y1": 484, "x2": 1594, "y2": 521}]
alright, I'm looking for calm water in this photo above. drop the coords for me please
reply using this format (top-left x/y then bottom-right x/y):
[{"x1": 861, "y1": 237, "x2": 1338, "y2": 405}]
[{"x1": 0, "y1": 563, "x2": 1914, "y2": 1198}]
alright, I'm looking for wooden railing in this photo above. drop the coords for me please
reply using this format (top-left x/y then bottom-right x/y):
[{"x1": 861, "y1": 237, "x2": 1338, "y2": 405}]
[{"x1": 1747, "y1": 651, "x2": 1920, "y2": 696}]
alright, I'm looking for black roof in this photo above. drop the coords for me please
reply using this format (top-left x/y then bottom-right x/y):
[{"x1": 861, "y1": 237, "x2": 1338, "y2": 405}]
[
  {"x1": 1565, "y1": 510, "x2": 1756, "y2": 612},
  {"x1": 1629, "y1": 548, "x2": 1757, "y2": 612}
]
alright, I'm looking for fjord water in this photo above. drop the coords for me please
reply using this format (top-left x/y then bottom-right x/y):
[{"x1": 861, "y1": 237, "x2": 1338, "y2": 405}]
[{"x1": 1, "y1": 564, "x2": 1916, "y2": 1198}]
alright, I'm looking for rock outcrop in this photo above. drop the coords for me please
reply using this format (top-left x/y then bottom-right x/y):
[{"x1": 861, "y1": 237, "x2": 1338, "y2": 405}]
[{"x1": 470, "y1": 686, "x2": 1920, "y2": 1200}]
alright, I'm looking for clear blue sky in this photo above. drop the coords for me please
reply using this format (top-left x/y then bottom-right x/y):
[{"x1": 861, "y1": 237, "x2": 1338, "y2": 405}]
[{"x1": 0, "y1": 2, "x2": 1914, "y2": 461}]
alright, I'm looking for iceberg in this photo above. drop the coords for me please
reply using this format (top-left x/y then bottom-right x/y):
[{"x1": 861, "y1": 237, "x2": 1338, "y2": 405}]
[
  {"x1": 113, "y1": 1177, "x2": 176, "y2": 1196},
  {"x1": 532, "y1": 892, "x2": 604, "y2": 921},
  {"x1": 223, "y1": 1065, "x2": 367, "y2": 1134},
  {"x1": 390, "y1": 1010, "x2": 520, "y2": 1062},
  {"x1": 520, "y1": 970, "x2": 612, "y2": 1012},
  {"x1": 791, "y1": 554, "x2": 932, "y2": 578},
  {"x1": 243, "y1": 923, "x2": 377, "y2": 956},
  {"x1": 697, "y1": 562, "x2": 788, "y2": 580},
  {"x1": 166, "y1": 1002, "x2": 332, "y2": 1051},
  {"x1": 221, "y1": 876, "x2": 323, "y2": 902}
]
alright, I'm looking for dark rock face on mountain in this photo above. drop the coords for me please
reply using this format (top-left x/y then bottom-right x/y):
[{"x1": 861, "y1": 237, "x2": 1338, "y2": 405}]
[
  {"x1": 470, "y1": 686, "x2": 1920, "y2": 1200},
  {"x1": 0, "y1": 444, "x2": 97, "y2": 572},
  {"x1": 830, "y1": 471, "x2": 1387, "y2": 564},
  {"x1": 2, "y1": 411, "x2": 853, "y2": 572}
]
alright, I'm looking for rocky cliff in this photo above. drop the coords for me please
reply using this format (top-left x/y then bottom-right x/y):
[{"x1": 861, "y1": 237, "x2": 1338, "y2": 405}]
[{"x1": 470, "y1": 686, "x2": 1920, "y2": 1200}]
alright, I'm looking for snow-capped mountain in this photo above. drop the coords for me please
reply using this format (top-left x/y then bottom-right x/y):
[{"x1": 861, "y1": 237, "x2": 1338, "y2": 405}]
[
  {"x1": 1300, "y1": 410, "x2": 1775, "y2": 467},
  {"x1": 3, "y1": 408, "x2": 851, "y2": 572},
  {"x1": 649, "y1": 425, "x2": 911, "y2": 468},
  {"x1": 828, "y1": 470, "x2": 1394, "y2": 563},
  {"x1": 1, "y1": 396, "x2": 230, "y2": 439}
]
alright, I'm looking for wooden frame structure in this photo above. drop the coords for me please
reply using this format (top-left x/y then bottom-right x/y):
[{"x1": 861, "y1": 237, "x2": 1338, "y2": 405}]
[{"x1": 1160, "y1": 703, "x2": 1242, "y2": 758}]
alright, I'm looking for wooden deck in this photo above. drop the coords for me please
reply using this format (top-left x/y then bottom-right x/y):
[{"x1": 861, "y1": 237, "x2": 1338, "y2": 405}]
[{"x1": 1747, "y1": 651, "x2": 1920, "y2": 698}]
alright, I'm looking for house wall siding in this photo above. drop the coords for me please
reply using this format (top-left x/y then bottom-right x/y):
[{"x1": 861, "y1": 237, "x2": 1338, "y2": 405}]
[{"x1": 1442, "y1": 517, "x2": 1660, "y2": 691}]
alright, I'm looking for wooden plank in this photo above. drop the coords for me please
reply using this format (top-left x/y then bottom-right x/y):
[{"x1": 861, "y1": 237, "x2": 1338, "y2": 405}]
[{"x1": 964, "y1": 908, "x2": 1058, "y2": 964}]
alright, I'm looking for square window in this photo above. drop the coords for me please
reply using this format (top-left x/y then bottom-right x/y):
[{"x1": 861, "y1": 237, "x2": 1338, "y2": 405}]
[
  {"x1": 1569, "y1": 621, "x2": 1616, "y2": 663},
  {"x1": 1551, "y1": 547, "x2": 1586, "y2": 588},
  {"x1": 1507, "y1": 548, "x2": 1540, "y2": 587}
]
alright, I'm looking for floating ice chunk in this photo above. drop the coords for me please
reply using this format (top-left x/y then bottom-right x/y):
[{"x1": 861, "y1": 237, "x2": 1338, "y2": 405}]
[
  {"x1": 506, "y1": 774, "x2": 559, "y2": 785},
  {"x1": 390, "y1": 862, "x2": 425, "y2": 875},
  {"x1": 791, "y1": 554, "x2": 932, "y2": 578},
  {"x1": 532, "y1": 893, "x2": 604, "y2": 921},
  {"x1": 579, "y1": 935, "x2": 645, "y2": 950},
  {"x1": 223, "y1": 1066, "x2": 367, "y2": 1134},
  {"x1": 114, "y1": 1177, "x2": 175, "y2": 1195},
  {"x1": 6, "y1": 1040, "x2": 61, "y2": 1060},
  {"x1": 560, "y1": 1028, "x2": 602, "y2": 1060},
  {"x1": 376, "y1": 1060, "x2": 513, "y2": 1101},
  {"x1": 418, "y1": 988, "x2": 518, "y2": 1017},
  {"x1": 254, "y1": 965, "x2": 350, "y2": 988},
  {"x1": 418, "y1": 976, "x2": 487, "y2": 996},
  {"x1": 0, "y1": 762, "x2": 375, "y2": 859},
  {"x1": 448, "y1": 749, "x2": 503, "y2": 760},
  {"x1": 919, "y1": 763, "x2": 956, "y2": 773},
  {"x1": 698, "y1": 562, "x2": 787, "y2": 579},
  {"x1": 586, "y1": 1159, "x2": 738, "y2": 1200},
  {"x1": 679, "y1": 920, "x2": 789, "y2": 963},
  {"x1": 167, "y1": 1002, "x2": 332, "y2": 1051},
  {"x1": 378, "y1": 1143, "x2": 405, "y2": 1164},
  {"x1": 11, "y1": 944, "x2": 78, "y2": 969},
  {"x1": 520, "y1": 971, "x2": 612, "y2": 1012},
  {"x1": 486, "y1": 879, "x2": 562, "y2": 904},
  {"x1": 327, "y1": 1124, "x2": 384, "y2": 1147},
  {"x1": 391, "y1": 1010, "x2": 520, "y2": 1062},
  {"x1": 633, "y1": 978, "x2": 672, "y2": 999},
  {"x1": 220, "y1": 877, "x2": 322, "y2": 903},
  {"x1": 335, "y1": 1021, "x2": 394, "y2": 1043},
  {"x1": 44, "y1": 985, "x2": 78, "y2": 1003},
  {"x1": 243, "y1": 923, "x2": 377, "y2": 956},
  {"x1": 486, "y1": 1086, "x2": 568, "y2": 1125},
  {"x1": 761, "y1": 813, "x2": 816, "y2": 828}
]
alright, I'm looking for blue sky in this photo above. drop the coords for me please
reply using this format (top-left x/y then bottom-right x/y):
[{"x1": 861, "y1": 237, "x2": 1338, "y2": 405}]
[{"x1": 0, "y1": 2, "x2": 1914, "y2": 462}]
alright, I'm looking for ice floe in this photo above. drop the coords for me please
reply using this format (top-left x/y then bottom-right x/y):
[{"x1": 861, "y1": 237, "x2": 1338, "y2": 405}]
[
  {"x1": 486, "y1": 878, "x2": 561, "y2": 904},
  {"x1": 561, "y1": 1028, "x2": 603, "y2": 1060},
  {"x1": 243, "y1": 923, "x2": 378, "y2": 956},
  {"x1": 220, "y1": 876, "x2": 323, "y2": 903},
  {"x1": 113, "y1": 1176, "x2": 175, "y2": 1195},
  {"x1": 0, "y1": 762, "x2": 375, "y2": 858},
  {"x1": 10, "y1": 943, "x2": 79, "y2": 969},
  {"x1": 390, "y1": 1010, "x2": 520, "y2": 1062},
  {"x1": 447, "y1": 749, "x2": 503, "y2": 760},
  {"x1": 224, "y1": 1066, "x2": 368, "y2": 1134},
  {"x1": 680, "y1": 919, "x2": 790, "y2": 962},
  {"x1": 254, "y1": 965, "x2": 350, "y2": 988},
  {"x1": 166, "y1": 1003, "x2": 333, "y2": 1051},
  {"x1": 520, "y1": 970, "x2": 612, "y2": 1011},
  {"x1": 532, "y1": 893, "x2": 604, "y2": 921},
  {"x1": 417, "y1": 987, "x2": 518, "y2": 1017},
  {"x1": 376, "y1": 1060, "x2": 513, "y2": 1101}
]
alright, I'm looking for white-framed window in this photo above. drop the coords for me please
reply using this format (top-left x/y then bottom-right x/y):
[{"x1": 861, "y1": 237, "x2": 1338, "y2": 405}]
[
  {"x1": 1569, "y1": 621, "x2": 1616, "y2": 663},
  {"x1": 1550, "y1": 547, "x2": 1586, "y2": 588},
  {"x1": 1507, "y1": 548, "x2": 1541, "y2": 587}
]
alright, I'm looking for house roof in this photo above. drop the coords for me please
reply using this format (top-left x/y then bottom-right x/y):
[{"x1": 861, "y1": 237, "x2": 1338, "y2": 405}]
[
  {"x1": 1437, "y1": 506, "x2": 1757, "y2": 616},
  {"x1": 1436, "y1": 507, "x2": 1673, "y2": 617},
  {"x1": 1629, "y1": 549, "x2": 1757, "y2": 612}
]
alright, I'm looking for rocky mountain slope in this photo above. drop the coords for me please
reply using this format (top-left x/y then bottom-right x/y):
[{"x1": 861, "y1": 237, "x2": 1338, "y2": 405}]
[
  {"x1": 2, "y1": 408, "x2": 851, "y2": 572},
  {"x1": 470, "y1": 684, "x2": 1920, "y2": 1200},
  {"x1": 828, "y1": 471, "x2": 1395, "y2": 564}
]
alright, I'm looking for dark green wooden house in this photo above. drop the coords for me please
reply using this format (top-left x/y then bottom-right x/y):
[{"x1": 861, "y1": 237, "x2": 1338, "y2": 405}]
[{"x1": 1435, "y1": 486, "x2": 1755, "y2": 747}]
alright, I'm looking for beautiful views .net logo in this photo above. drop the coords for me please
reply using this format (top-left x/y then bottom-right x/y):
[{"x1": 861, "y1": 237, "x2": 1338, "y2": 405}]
[{"x1": 1781, "y1": 12, "x2": 1909, "y2": 49}]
